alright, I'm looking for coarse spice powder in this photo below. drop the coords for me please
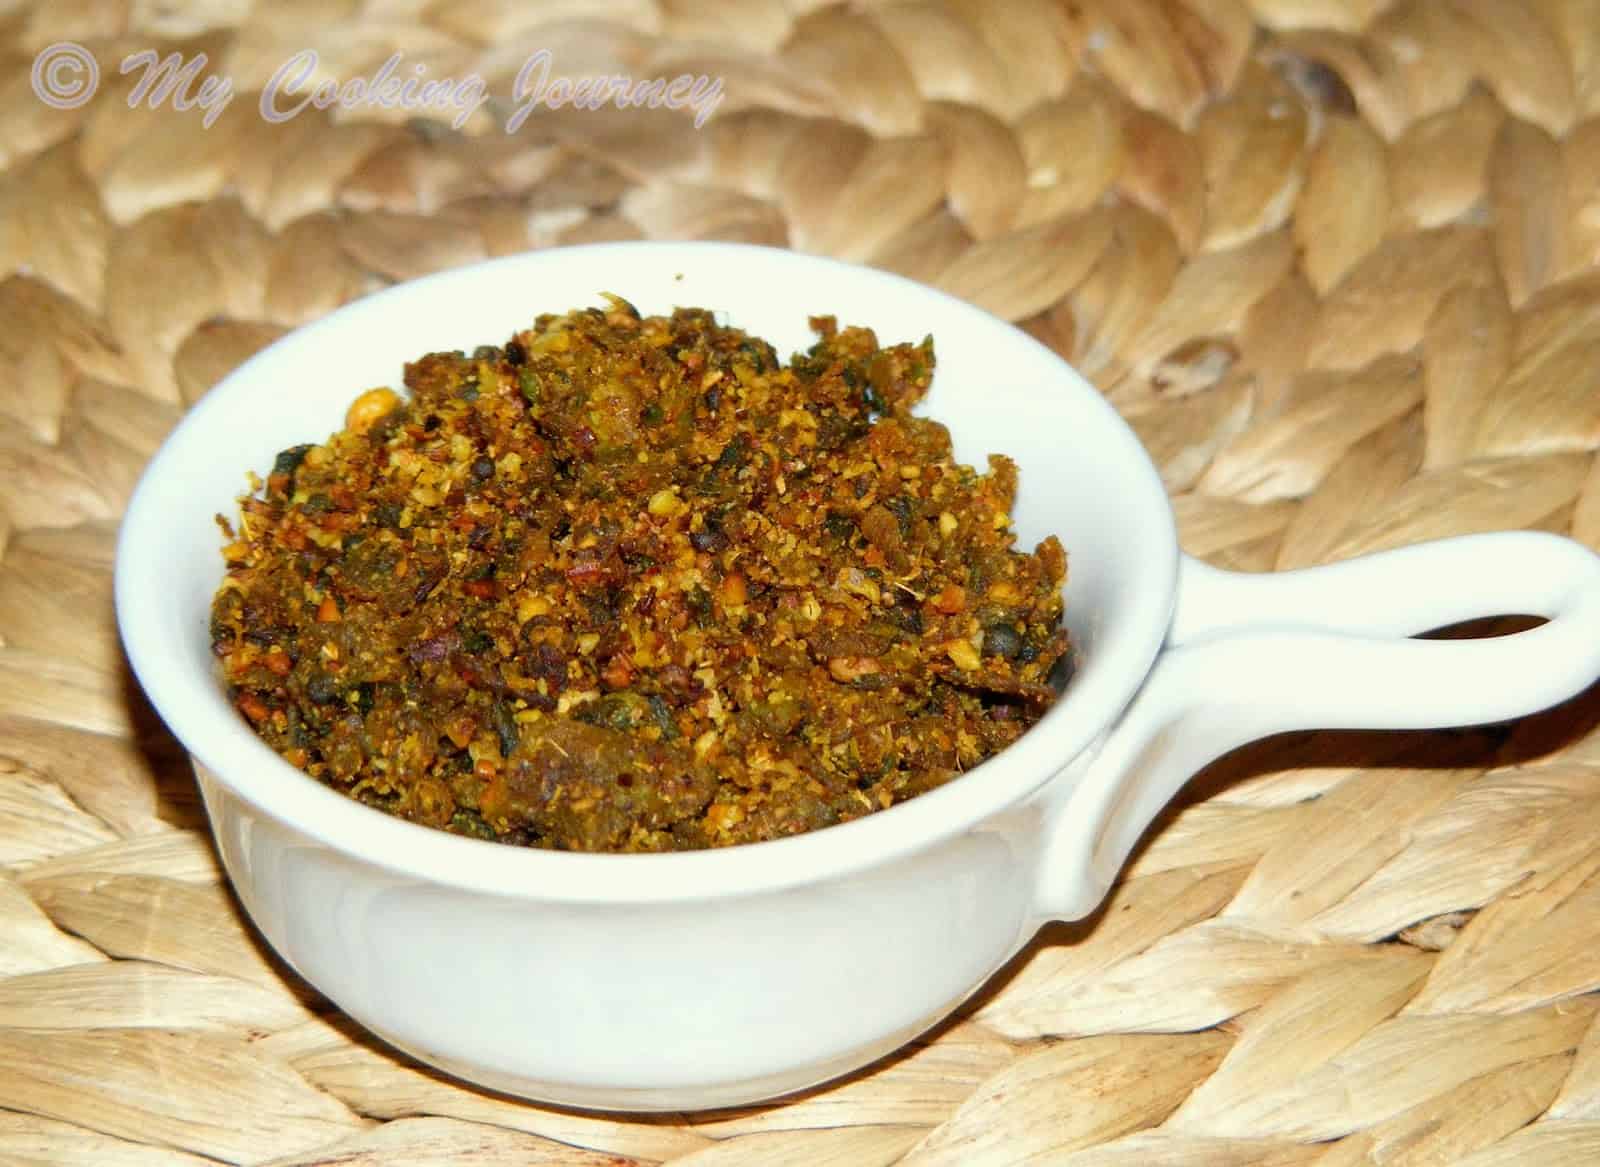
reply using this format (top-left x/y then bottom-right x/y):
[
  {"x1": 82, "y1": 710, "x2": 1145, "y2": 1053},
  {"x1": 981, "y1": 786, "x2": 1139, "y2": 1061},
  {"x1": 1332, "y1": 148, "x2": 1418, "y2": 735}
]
[{"x1": 210, "y1": 299, "x2": 1069, "y2": 851}]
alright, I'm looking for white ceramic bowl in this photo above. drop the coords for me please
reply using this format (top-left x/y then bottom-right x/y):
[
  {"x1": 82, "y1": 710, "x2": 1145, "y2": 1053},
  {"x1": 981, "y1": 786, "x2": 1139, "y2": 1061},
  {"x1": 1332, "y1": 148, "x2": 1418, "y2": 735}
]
[{"x1": 116, "y1": 242, "x2": 1600, "y2": 1111}]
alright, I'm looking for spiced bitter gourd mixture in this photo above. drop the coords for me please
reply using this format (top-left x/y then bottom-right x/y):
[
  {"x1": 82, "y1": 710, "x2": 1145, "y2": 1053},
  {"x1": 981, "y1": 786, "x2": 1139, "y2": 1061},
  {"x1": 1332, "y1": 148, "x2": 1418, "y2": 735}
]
[{"x1": 211, "y1": 299, "x2": 1069, "y2": 852}]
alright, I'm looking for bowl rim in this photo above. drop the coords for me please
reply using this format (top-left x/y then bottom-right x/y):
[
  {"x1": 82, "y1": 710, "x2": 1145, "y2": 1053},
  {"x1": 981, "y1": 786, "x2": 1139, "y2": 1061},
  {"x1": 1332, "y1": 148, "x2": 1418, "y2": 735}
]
[{"x1": 115, "y1": 240, "x2": 1178, "y2": 903}]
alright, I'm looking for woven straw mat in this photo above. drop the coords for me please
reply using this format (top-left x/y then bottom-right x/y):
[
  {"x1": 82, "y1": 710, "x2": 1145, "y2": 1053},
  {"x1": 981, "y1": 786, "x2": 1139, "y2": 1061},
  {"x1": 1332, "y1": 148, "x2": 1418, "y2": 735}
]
[{"x1": 3, "y1": 0, "x2": 1600, "y2": 1163}]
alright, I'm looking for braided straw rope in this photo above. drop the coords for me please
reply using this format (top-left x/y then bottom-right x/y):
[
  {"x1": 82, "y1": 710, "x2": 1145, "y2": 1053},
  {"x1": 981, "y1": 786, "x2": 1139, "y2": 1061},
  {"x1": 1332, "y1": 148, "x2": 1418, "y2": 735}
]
[{"x1": 3, "y1": 0, "x2": 1600, "y2": 1162}]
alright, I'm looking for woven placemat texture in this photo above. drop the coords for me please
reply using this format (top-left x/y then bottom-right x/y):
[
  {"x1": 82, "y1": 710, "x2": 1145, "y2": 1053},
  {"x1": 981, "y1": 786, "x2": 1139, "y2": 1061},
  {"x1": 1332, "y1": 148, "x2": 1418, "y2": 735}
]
[{"x1": 3, "y1": 0, "x2": 1600, "y2": 1162}]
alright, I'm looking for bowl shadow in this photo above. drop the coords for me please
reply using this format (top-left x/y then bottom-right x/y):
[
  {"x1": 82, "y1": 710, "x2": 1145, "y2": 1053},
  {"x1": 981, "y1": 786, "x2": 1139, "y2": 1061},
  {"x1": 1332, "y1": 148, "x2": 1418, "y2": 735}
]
[
  {"x1": 117, "y1": 651, "x2": 209, "y2": 833},
  {"x1": 947, "y1": 618, "x2": 1600, "y2": 1039},
  {"x1": 103, "y1": 619, "x2": 1600, "y2": 1127}
]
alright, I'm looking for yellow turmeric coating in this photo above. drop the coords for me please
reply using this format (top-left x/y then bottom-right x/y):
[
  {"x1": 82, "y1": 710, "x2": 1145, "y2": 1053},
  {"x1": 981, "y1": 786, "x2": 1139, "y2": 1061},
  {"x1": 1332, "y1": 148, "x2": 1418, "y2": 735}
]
[{"x1": 210, "y1": 300, "x2": 1069, "y2": 852}]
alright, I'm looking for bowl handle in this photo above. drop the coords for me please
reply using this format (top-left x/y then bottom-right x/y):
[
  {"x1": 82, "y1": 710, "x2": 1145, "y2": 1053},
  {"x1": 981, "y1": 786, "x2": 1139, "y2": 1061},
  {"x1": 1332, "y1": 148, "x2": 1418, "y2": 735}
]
[{"x1": 1034, "y1": 530, "x2": 1600, "y2": 921}]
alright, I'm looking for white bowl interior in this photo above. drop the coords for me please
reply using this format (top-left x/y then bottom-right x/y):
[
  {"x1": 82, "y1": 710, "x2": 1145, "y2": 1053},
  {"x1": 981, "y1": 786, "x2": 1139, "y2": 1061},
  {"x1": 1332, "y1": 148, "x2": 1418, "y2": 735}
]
[{"x1": 116, "y1": 242, "x2": 1176, "y2": 900}]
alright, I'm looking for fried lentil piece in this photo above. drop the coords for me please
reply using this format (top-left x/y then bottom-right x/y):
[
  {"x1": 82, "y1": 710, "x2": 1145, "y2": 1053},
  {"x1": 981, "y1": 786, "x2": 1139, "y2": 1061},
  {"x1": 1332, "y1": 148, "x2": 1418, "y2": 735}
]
[{"x1": 210, "y1": 300, "x2": 1070, "y2": 851}]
